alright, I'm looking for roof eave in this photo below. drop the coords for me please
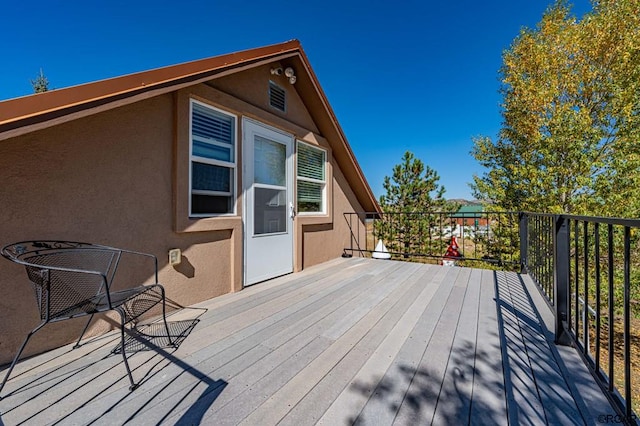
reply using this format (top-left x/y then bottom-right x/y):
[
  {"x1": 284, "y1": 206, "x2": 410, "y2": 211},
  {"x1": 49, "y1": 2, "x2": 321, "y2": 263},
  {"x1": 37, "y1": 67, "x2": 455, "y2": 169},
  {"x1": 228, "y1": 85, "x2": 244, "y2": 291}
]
[
  {"x1": 0, "y1": 40, "x2": 302, "y2": 140},
  {"x1": 0, "y1": 39, "x2": 381, "y2": 214},
  {"x1": 295, "y1": 47, "x2": 381, "y2": 214}
]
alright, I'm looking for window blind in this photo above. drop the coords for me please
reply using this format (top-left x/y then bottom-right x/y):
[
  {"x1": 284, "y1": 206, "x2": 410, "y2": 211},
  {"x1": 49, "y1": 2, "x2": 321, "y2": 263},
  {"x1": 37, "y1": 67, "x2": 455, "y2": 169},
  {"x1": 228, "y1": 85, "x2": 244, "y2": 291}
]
[
  {"x1": 297, "y1": 143, "x2": 325, "y2": 181},
  {"x1": 190, "y1": 100, "x2": 236, "y2": 216},
  {"x1": 297, "y1": 142, "x2": 326, "y2": 213},
  {"x1": 192, "y1": 103, "x2": 234, "y2": 147},
  {"x1": 298, "y1": 180, "x2": 323, "y2": 203}
]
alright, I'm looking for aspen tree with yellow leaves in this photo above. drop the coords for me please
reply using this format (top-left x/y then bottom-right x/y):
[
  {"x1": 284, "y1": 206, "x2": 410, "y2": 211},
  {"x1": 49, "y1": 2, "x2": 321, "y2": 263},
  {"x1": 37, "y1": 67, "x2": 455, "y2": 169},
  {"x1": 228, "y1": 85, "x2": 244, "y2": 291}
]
[{"x1": 472, "y1": 0, "x2": 640, "y2": 217}]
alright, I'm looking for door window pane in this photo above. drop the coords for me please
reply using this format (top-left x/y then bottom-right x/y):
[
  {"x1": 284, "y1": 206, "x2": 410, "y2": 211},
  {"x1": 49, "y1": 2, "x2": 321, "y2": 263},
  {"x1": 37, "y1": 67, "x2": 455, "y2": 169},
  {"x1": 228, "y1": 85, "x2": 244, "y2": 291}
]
[
  {"x1": 254, "y1": 187, "x2": 286, "y2": 235},
  {"x1": 254, "y1": 136, "x2": 286, "y2": 186}
]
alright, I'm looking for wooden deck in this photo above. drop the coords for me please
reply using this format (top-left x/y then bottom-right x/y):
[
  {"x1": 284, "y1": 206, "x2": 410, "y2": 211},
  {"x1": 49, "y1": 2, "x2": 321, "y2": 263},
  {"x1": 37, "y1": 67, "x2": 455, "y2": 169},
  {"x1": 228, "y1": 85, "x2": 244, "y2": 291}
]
[{"x1": 0, "y1": 258, "x2": 616, "y2": 425}]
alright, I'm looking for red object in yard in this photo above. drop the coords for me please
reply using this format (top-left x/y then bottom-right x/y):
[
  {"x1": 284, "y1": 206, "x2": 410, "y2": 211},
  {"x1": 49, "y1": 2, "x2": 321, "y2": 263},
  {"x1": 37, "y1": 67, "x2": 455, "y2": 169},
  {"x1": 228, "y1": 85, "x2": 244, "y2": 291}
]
[{"x1": 442, "y1": 236, "x2": 462, "y2": 266}]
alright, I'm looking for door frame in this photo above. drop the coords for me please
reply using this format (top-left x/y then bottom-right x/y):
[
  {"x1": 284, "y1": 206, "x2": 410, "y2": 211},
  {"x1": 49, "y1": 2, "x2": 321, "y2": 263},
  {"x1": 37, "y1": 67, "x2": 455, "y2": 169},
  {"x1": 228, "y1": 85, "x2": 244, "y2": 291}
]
[{"x1": 242, "y1": 117, "x2": 295, "y2": 286}]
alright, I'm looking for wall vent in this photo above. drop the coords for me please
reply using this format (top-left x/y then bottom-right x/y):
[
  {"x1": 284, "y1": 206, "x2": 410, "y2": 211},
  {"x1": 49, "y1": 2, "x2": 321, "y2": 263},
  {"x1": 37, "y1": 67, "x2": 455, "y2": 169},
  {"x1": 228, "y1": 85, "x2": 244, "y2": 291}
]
[{"x1": 269, "y1": 81, "x2": 286, "y2": 112}]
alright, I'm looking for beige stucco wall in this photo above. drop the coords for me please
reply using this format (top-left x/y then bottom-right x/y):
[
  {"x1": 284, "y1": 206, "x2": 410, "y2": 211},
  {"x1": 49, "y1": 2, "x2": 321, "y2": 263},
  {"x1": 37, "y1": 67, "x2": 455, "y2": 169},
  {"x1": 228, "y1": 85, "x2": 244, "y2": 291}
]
[
  {"x1": 209, "y1": 63, "x2": 320, "y2": 135},
  {"x1": 0, "y1": 95, "x2": 235, "y2": 364},
  {"x1": 0, "y1": 65, "x2": 368, "y2": 364},
  {"x1": 300, "y1": 157, "x2": 365, "y2": 268}
]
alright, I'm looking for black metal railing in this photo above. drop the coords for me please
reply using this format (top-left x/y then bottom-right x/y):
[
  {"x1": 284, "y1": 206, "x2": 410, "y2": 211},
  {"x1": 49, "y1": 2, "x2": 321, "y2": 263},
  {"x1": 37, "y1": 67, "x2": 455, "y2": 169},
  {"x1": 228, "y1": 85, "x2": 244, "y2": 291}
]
[
  {"x1": 521, "y1": 213, "x2": 556, "y2": 304},
  {"x1": 343, "y1": 211, "x2": 521, "y2": 269},
  {"x1": 344, "y1": 210, "x2": 639, "y2": 423},
  {"x1": 522, "y1": 214, "x2": 640, "y2": 424}
]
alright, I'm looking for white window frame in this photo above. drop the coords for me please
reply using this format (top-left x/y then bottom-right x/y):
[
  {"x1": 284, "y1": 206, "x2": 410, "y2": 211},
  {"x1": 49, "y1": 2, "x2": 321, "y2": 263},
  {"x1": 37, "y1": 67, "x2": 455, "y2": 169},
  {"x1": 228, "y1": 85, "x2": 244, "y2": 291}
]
[
  {"x1": 296, "y1": 140, "x2": 327, "y2": 215},
  {"x1": 189, "y1": 99, "x2": 238, "y2": 217}
]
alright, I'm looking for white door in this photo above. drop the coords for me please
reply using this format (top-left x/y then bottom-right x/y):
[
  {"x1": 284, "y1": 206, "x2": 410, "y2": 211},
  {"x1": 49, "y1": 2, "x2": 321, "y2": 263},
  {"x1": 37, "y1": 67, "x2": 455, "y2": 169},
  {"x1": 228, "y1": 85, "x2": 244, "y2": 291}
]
[{"x1": 243, "y1": 119, "x2": 294, "y2": 286}]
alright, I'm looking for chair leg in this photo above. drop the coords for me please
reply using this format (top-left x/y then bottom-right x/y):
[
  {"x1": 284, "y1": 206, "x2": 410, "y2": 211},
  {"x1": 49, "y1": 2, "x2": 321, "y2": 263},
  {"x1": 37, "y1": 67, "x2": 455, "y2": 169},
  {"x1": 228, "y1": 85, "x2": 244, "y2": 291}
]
[
  {"x1": 73, "y1": 313, "x2": 95, "y2": 349},
  {"x1": 118, "y1": 311, "x2": 138, "y2": 391},
  {"x1": 0, "y1": 322, "x2": 46, "y2": 399},
  {"x1": 159, "y1": 286, "x2": 174, "y2": 347}
]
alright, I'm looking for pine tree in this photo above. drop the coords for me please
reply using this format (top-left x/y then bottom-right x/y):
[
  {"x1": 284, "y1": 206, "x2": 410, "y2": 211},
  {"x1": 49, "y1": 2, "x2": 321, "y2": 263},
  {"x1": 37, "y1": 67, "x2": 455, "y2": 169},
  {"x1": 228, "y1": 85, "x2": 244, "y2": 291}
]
[
  {"x1": 31, "y1": 69, "x2": 49, "y2": 93},
  {"x1": 377, "y1": 151, "x2": 455, "y2": 258}
]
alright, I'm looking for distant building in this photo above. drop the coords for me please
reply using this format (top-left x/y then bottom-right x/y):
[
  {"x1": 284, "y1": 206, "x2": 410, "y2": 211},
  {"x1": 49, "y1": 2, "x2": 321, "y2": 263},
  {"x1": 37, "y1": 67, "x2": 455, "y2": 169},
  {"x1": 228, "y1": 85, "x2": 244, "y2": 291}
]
[{"x1": 451, "y1": 204, "x2": 488, "y2": 227}]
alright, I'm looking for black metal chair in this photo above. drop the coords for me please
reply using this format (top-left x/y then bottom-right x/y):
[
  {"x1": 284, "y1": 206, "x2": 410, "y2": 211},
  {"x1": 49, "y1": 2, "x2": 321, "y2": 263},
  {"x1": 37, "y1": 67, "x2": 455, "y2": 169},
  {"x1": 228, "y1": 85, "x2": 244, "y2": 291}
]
[{"x1": 0, "y1": 240, "x2": 174, "y2": 397}]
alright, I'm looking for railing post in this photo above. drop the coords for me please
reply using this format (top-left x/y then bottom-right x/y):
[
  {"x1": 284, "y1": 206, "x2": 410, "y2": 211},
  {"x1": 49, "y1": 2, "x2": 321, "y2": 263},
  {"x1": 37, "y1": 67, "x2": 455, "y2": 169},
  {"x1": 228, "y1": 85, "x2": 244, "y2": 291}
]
[
  {"x1": 554, "y1": 215, "x2": 571, "y2": 345},
  {"x1": 519, "y1": 212, "x2": 528, "y2": 274}
]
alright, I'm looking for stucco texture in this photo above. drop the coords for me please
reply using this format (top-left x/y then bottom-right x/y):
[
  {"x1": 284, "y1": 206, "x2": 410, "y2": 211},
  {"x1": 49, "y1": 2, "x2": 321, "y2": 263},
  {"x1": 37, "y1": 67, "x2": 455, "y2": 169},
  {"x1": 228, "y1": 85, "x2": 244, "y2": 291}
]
[
  {"x1": 300, "y1": 158, "x2": 365, "y2": 268},
  {"x1": 0, "y1": 64, "x2": 368, "y2": 365},
  {"x1": 0, "y1": 95, "x2": 234, "y2": 363}
]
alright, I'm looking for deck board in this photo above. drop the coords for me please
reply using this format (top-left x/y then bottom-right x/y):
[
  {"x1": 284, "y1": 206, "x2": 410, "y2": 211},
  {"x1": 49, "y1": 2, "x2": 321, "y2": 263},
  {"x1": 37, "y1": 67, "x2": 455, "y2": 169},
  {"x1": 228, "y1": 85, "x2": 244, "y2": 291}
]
[
  {"x1": 0, "y1": 258, "x2": 616, "y2": 425},
  {"x1": 392, "y1": 267, "x2": 467, "y2": 425},
  {"x1": 244, "y1": 263, "x2": 437, "y2": 425},
  {"x1": 469, "y1": 269, "x2": 508, "y2": 423},
  {"x1": 431, "y1": 268, "x2": 482, "y2": 425},
  {"x1": 501, "y1": 272, "x2": 582, "y2": 425},
  {"x1": 352, "y1": 265, "x2": 450, "y2": 425},
  {"x1": 317, "y1": 264, "x2": 446, "y2": 425}
]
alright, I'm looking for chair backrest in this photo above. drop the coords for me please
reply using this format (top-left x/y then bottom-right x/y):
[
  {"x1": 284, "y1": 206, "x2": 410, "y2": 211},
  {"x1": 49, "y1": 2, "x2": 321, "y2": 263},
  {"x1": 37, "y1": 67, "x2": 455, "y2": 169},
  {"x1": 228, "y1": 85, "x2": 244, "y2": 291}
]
[{"x1": 2, "y1": 241, "x2": 121, "y2": 321}]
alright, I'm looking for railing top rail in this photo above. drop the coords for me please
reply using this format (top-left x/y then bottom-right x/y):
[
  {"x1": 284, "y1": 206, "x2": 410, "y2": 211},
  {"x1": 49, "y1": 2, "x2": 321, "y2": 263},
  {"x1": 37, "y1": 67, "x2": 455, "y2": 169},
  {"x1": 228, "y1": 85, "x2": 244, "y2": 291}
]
[
  {"x1": 521, "y1": 212, "x2": 557, "y2": 218},
  {"x1": 561, "y1": 214, "x2": 640, "y2": 227},
  {"x1": 347, "y1": 211, "x2": 640, "y2": 228},
  {"x1": 344, "y1": 211, "x2": 521, "y2": 215},
  {"x1": 522, "y1": 211, "x2": 640, "y2": 227}
]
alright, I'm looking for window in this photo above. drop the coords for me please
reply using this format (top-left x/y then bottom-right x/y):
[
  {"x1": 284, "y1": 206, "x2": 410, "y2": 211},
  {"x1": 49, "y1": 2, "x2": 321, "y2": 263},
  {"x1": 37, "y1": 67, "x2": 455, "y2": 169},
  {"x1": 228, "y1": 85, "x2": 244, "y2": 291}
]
[
  {"x1": 190, "y1": 100, "x2": 236, "y2": 216},
  {"x1": 297, "y1": 141, "x2": 326, "y2": 214}
]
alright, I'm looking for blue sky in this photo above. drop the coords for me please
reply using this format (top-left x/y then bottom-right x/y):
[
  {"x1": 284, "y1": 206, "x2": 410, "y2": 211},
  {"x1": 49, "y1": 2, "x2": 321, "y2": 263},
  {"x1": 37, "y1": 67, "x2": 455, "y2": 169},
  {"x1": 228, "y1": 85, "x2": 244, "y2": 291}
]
[{"x1": 1, "y1": 0, "x2": 592, "y2": 200}]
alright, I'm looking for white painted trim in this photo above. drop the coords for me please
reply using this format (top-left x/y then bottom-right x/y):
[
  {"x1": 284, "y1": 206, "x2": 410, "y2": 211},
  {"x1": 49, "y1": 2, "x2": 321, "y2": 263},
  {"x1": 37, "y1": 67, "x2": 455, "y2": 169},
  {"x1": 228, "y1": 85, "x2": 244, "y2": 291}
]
[
  {"x1": 188, "y1": 98, "x2": 238, "y2": 217},
  {"x1": 296, "y1": 140, "x2": 327, "y2": 216},
  {"x1": 242, "y1": 117, "x2": 295, "y2": 286}
]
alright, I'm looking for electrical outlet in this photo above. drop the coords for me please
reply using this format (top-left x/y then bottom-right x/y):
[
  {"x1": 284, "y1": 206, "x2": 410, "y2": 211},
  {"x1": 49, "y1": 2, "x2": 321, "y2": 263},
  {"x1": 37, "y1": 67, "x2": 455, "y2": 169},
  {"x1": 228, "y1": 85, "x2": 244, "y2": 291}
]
[{"x1": 169, "y1": 248, "x2": 181, "y2": 266}]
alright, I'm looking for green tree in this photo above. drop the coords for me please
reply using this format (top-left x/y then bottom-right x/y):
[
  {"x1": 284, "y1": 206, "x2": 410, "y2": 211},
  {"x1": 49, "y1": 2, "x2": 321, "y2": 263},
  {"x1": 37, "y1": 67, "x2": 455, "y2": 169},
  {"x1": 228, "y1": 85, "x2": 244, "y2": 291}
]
[
  {"x1": 471, "y1": 7, "x2": 640, "y2": 409},
  {"x1": 31, "y1": 69, "x2": 49, "y2": 93},
  {"x1": 472, "y1": 0, "x2": 640, "y2": 217},
  {"x1": 377, "y1": 151, "x2": 455, "y2": 258}
]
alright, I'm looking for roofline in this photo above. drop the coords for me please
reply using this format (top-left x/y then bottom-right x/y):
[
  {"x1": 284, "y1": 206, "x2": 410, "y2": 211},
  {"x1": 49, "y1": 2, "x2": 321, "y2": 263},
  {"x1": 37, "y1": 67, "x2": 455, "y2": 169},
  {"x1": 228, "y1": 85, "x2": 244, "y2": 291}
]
[
  {"x1": 294, "y1": 46, "x2": 382, "y2": 214},
  {"x1": 0, "y1": 40, "x2": 302, "y2": 139},
  {"x1": 0, "y1": 40, "x2": 381, "y2": 214}
]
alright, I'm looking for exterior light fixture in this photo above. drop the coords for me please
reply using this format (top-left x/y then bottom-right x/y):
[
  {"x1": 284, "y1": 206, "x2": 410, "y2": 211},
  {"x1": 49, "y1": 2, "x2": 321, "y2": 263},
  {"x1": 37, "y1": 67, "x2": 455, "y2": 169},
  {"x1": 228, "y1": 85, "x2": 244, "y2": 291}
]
[
  {"x1": 271, "y1": 66, "x2": 296, "y2": 84},
  {"x1": 284, "y1": 67, "x2": 296, "y2": 84}
]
